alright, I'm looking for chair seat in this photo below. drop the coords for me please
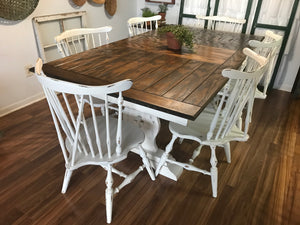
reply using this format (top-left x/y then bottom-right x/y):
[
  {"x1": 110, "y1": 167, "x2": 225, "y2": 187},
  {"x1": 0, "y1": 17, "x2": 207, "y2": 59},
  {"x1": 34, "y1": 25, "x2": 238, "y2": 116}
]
[
  {"x1": 169, "y1": 111, "x2": 248, "y2": 145},
  {"x1": 65, "y1": 116, "x2": 144, "y2": 169}
]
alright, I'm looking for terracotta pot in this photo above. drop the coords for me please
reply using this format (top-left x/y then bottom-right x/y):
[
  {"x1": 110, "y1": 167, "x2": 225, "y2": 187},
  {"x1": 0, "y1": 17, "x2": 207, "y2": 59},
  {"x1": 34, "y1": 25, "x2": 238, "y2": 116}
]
[
  {"x1": 158, "y1": 12, "x2": 166, "y2": 21},
  {"x1": 166, "y1": 32, "x2": 182, "y2": 50}
]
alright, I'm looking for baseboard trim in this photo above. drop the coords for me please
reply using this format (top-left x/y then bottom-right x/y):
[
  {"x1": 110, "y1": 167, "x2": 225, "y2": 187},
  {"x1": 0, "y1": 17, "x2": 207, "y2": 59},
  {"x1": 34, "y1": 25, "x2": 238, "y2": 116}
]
[
  {"x1": 0, "y1": 92, "x2": 45, "y2": 117},
  {"x1": 277, "y1": 85, "x2": 293, "y2": 92}
]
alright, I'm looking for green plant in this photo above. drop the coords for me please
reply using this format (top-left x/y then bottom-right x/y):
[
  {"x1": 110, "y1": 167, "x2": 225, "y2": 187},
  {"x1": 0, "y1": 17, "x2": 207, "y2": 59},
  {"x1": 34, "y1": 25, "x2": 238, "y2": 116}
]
[
  {"x1": 141, "y1": 7, "x2": 156, "y2": 17},
  {"x1": 159, "y1": 25, "x2": 194, "y2": 49},
  {"x1": 158, "y1": 3, "x2": 168, "y2": 13}
]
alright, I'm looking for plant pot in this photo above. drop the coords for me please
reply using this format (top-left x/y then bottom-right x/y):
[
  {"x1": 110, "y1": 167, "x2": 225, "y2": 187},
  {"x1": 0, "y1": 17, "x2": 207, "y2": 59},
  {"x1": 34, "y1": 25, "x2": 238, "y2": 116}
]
[
  {"x1": 166, "y1": 32, "x2": 182, "y2": 50},
  {"x1": 158, "y1": 12, "x2": 166, "y2": 21}
]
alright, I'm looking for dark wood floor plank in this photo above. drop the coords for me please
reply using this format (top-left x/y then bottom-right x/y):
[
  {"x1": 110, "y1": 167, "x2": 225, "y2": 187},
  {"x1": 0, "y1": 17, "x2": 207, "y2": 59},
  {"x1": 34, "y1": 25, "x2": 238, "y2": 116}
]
[{"x1": 0, "y1": 90, "x2": 299, "y2": 225}]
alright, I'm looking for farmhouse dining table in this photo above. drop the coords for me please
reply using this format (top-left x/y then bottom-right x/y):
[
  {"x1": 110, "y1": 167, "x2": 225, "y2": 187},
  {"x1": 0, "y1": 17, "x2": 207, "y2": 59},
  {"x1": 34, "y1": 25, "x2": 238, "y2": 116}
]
[{"x1": 41, "y1": 28, "x2": 262, "y2": 180}]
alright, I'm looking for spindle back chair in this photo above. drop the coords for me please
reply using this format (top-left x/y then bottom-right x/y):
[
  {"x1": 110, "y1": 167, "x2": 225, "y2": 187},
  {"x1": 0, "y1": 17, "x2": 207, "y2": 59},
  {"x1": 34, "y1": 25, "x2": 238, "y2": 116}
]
[
  {"x1": 128, "y1": 15, "x2": 161, "y2": 37},
  {"x1": 155, "y1": 48, "x2": 268, "y2": 198},
  {"x1": 241, "y1": 30, "x2": 283, "y2": 99},
  {"x1": 35, "y1": 58, "x2": 154, "y2": 223},
  {"x1": 55, "y1": 26, "x2": 112, "y2": 57},
  {"x1": 195, "y1": 15, "x2": 246, "y2": 33}
]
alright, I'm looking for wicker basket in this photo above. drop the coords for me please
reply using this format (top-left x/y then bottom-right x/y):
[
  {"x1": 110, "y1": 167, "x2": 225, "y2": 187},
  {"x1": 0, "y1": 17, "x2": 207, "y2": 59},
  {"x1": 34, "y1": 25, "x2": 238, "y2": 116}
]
[
  {"x1": 105, "y1": 0, "x2": 117, "y2": 16},
  {"x1": 0, "y1": 0, "x2": 39, "y2": 21},
  {"x1": 72, "y1": 0, "x2": 87, "y2": 6},
  {"x1": 93, "y1": 0, "x2": 105, "y2": 4}
]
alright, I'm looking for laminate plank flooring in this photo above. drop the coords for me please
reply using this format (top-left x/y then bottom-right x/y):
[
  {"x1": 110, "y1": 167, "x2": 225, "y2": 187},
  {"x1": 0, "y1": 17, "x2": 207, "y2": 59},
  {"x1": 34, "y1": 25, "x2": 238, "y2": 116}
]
[{"x1": 0, "y1": 90, "x2": 299, "y2": 225}]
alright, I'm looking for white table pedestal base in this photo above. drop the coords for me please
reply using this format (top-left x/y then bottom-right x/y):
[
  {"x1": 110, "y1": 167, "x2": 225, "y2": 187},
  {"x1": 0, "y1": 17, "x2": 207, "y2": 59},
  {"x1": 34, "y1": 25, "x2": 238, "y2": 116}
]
[
  {"x1": 123, "y1": 107, "x2": 183, "y2": 181},
  {"x1": 130, "y1": 147, "x2": 183, "y2": 181}
]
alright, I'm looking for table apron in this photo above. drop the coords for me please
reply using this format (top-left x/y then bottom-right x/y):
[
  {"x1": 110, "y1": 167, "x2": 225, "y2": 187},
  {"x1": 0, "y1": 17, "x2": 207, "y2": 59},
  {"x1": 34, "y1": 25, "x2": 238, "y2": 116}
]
[{"x1": 121, "y1": 99, "x2": 189, "y2": 126}]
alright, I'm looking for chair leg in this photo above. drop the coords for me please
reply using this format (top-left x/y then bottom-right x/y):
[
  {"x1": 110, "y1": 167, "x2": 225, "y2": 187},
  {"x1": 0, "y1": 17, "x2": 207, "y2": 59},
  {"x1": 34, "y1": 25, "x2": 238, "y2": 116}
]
[
  {"x1": 61, "y1": 168, "x2": 73, "y2": 194},
  {"x1": 155, "y1": 134, "x2": 177, "y2": 176},
  {"x1": 210, "y1": 145, "x2": 218, "y2": 198},
  {"x1": 237, "y1": 116, "x2": 242, "y2": 130},
  {"x1": 139, "y1": 146, "x2": 155, "y2": 181},
  {"x1": 105, "y1": 165, "x2": 114, "y2": 224},
  {"x1": 100, "y1": 106, "x2": 106, "y2": 116},
  {"x1": 189, "y1": 144, "x2": 203, "y2": 164},
  {"x1": 223, "y1": 142, "x2": 231, "y2": 163},
  {"x1": 178, "y1": 138, "x2": 184, "y2": 144}
]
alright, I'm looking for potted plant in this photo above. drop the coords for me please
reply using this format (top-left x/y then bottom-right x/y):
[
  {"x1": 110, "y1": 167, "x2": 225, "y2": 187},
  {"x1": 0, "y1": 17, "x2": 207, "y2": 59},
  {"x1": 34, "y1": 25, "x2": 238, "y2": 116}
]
[
  {"x1": 141, "y1": 7, "x2": 156, "y2": 17},
  {"x1": 159, "y1": 25, "x2": 194, "y2": 50},
  {"x1": 158, "y1": 3, "x2": 168, "y2": 21}
]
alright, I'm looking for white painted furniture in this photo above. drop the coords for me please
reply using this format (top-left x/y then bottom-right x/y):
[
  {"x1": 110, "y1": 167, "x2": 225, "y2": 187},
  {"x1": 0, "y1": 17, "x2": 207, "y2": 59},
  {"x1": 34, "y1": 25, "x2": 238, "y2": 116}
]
[
  {"x1": 55, "y1": 26, "x2": 112, "y2": 112},
  {"x1": 34, "y1": 58, "x2": 154, "y2": 224},
  {"x1": 127, "y1": 15, "x2": 161, "y2": 37},
  {"x1": 155, "y1": 48, "x2": 268, "y2": 198},
  {"x1": 55, "y1": 26, "x2": 112, "y2": 57},
  {"x1": 55, "y1": 26, "x2": 113, "y2": 111},
  {"x1": 195, "y1": 15, "x2": 246, "y2": 33},
  {"x1": 212, "y1": 31, "x2": 281, "y2": 131},
  {"x1": 40, "y1": 29, "x2": 262, "y2": 182},
  {"x1": 241, "y1": 30, "x2": 283, "y2": 99}
]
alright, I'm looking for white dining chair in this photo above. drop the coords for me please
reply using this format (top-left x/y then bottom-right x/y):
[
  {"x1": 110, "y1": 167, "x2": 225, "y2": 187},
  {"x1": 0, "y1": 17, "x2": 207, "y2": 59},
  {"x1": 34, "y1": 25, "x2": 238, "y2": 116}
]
[
  {"x1": 35, "y1": 58, "x2": 155, "y2": 224},
  {"x1": 55, "y1": 26, "x2": 112, "y2": 57},
  {"x1": 212, "y1": 31, "x2": 281, "y2": 129},
  {"x1": 155, "y1": 48, "x2": 268, "y2": 198},
  {"x1": 55, "y1": 26, "x2": 113, "y2": 112},
  {"x1": 195, "y1": 15, "x2": 246, "y2": 33},
  {"x1": 241, "y1": 30, "x2": 283, "y2": 99},
  {"x1": 127, "y1": 15, "x2": 161, "y2": 37}
]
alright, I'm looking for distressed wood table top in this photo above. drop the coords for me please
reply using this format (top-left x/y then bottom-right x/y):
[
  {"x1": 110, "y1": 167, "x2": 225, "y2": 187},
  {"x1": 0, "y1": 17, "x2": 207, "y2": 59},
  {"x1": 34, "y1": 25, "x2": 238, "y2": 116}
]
[{"x1": 43, "y1": 29, "x2": 262, "y2": 120}]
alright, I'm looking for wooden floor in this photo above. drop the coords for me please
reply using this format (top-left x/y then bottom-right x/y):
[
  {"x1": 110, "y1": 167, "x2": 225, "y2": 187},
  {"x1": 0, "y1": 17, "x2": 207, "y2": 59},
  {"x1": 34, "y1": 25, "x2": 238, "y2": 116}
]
[{"x1": 0, "y1": 90, "x2": 299, "y2": 225}]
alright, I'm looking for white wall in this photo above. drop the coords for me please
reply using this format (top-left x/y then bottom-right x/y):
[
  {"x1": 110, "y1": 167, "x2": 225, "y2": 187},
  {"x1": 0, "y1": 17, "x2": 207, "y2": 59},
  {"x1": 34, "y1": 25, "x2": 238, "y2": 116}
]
[{"x1": 0, "y1": 0, "x2": 137, "y2": 116}]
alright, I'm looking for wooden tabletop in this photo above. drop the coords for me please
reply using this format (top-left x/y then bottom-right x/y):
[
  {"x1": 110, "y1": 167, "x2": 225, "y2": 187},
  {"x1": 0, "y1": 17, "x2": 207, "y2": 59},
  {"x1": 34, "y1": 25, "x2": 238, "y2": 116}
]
[{"x1": 43, "y1": 29, "x2": 262, "y2": 120}]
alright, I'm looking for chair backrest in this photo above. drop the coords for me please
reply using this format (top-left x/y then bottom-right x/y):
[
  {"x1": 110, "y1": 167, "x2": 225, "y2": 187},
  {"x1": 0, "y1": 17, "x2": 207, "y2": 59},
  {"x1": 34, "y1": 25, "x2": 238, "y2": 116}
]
[
  {"x1": 207, "y1": 48, "x2": 268, "y2": 141},
  {"x1": 195, "y1": 15, "x2": 246, "y2": 33},
  {"x1": 247, "y1": 30, "x2": 283, "y2": 98},
  {"x1": 35, "y1": 58, "x2": 132, "y2": 167},
  {"x1": 127, "y1": 15, "x2": 161, "y2": 37},
  {"x1": 55, "y1": 26, "x2": 112, "y2": 57}
]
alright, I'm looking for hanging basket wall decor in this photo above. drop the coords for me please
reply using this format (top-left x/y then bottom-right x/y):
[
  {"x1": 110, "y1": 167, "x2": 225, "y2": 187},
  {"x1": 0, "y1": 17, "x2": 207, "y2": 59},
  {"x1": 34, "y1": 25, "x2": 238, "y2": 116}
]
[
  {"x1": 0, "y1": 0, "x2": 39, "y2": 21},
  {"x1": 72, "y1": 0, "x2": 87, "y2": 6},
  {"x1": 105, "y1": 0, "x2": 117, "y2": 16},
  {"x1": 93, "y1": 0, "x2": 105, "y2": 4}
]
